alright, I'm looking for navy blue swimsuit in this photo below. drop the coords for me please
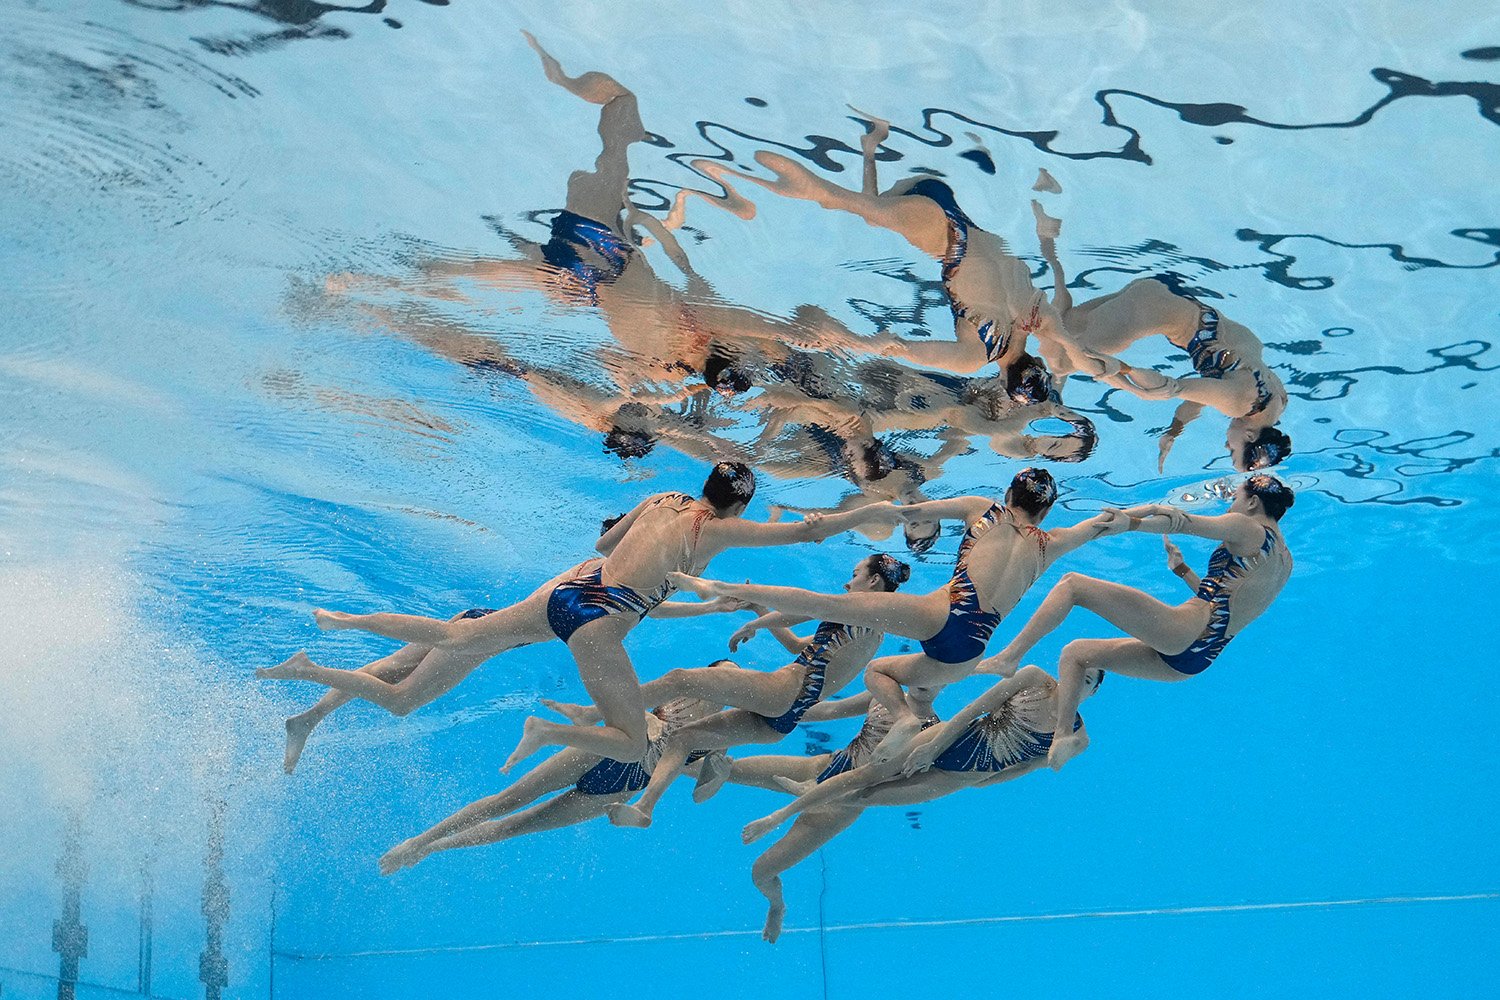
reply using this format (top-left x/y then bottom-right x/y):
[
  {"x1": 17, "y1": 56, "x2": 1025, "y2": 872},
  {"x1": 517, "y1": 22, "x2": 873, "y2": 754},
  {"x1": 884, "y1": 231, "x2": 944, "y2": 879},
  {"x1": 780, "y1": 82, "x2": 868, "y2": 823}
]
[
  {"x1": 1157, "y1": 528, "x2": 1278, "y2": 675},
  {"x1": 817, "y1": 705, "x2": 939, "y2": 783},
  {"x1": 919, "y1": 504, "x2": 1045, "y2": 665},
  {"x1": 900, "y1": 179, "x2": 1028, "y2": 364},
  {"x1": 757, "y1": 621, "x2": 872, "y2": 735},
  {"x1": 1178, "y1": 293, "x2": 1276, "y2": 417},
  {"x1": 934, "y1": 707, "x2": 1081, "y2": 773},
  {"x1": 540, "y1": 209, "x2": 634, "y2": 306},
  {"x1": 547, "y1": 494, "x2": 710, "y2": 643},
  {"x1": 574, "y1": 699, "x2": 712, "y2": 797}
]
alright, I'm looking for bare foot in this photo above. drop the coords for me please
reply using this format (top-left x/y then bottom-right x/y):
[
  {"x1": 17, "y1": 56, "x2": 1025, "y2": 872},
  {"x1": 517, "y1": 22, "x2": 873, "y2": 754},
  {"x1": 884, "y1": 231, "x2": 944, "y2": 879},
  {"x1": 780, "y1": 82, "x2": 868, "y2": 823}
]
[
  {"x1": 742, "y1": 814, "x2": 783, "y2": 845},
  {"x1": 847, "y1": 104, "x2": 891, "y2": 148},
  {"x1": 607, "y1": 802, "x2": 652, "y2": 829},
  {"x1": 378, "y1": 840, "x2": 426, "y2": 876},
  {"x1": 501, "y1": 716, "x2": 550, "y2": 773},
  {"x1": 666, "y1": 572, "x2": 723, "y2": 599},
  {"x1": 1031, "y1": 199, "x2": 1061, "y2": 240},
  {"x1": 283, "y1": 712, "x2": 320, "y2": 774},
  {"x1": 256, "y1": 651, "x2": 315, "y2": 682},
  {"x1": 762, "y1": 902, "x2": 786, "y2": 944},
  {"x1": 313, "y1": 609, "x2": 356, "y2": 631},
  {"x1": 691, "y1": 752, "x2": 733, "y2": 803},
  {"x1": 1047, "y1": 732, "x2": 1089, "y2": 771},
  {"x1": 772, "y1": 776, "x2": 815, "y2": 797},
  {"x1": 540, "y1": 698, "x2": 599, "y2": 725}
]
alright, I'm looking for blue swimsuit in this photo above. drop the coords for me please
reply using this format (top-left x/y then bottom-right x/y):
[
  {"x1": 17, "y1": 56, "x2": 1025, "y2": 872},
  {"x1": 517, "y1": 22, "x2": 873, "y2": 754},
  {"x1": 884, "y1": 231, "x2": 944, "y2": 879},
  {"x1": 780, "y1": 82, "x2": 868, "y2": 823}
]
[
  {"x1": 574, "y1": 698, "x2": 710, "y2": 796},
  {"x1": 901, "y1": 179, "x2": 1032, "y2": 365},
  {"x1": 817, "y1": 704, "x2": 940, "y2": 783},
  {"x1": 758, "y1": 621, "x2": 873, "y2": 735},
  {"x1": 546, "y1": 494, "x2": 711, "y2": 643},
  {"x1": 1179, "y1": 295, "x2": 1276, "y2": 417},
  {"x1": 933, "y1": 706, "x2": 1082, "y2": 773},
  {"x1": 1158, "y1": 528, "x2": 1278, "y2": 675},
  {"x1": 919, "y1": 504, "x2": 1046, "y2": 665},
  {"x1": 540, "y1": 209, "x2": 634, "y2": 306}
]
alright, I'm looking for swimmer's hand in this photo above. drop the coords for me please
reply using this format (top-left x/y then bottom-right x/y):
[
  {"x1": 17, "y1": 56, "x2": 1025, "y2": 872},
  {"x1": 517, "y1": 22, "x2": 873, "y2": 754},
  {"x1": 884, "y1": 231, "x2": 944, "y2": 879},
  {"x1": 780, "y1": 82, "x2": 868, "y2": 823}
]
[
  {"x1": 728, "y1": 622, "x2": 759, "y2": 652},
  {"x1": 1164, "y1": 537, "x2": 1187, "y2": 572},
  {"x1": 899, "y1": 737, "x2": 943, "y2": 777},
  {"x1": 714, "y1": 596, "x2": 759, "y2": 614},
  {"x1": 1139, "y1": 504, "x2": 1190, "y2": 533},
  {"x1": 1112, "y1": 366, "x2": 1181, "y2": 400},
  {"x1": 1091, "y1": 508, "x2": 1133, "y2": 538},
  {"x1": 975, "y1": 653, "x2": 1020, "y2": 677}
]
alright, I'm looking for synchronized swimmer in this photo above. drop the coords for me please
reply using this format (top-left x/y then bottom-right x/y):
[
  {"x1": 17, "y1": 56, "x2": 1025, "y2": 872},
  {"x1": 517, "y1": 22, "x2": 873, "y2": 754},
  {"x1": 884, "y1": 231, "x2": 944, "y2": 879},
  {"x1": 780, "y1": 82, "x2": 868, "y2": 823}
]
[{"x1": 261, "y1": 32, "x2": 1302, "y2": 942}]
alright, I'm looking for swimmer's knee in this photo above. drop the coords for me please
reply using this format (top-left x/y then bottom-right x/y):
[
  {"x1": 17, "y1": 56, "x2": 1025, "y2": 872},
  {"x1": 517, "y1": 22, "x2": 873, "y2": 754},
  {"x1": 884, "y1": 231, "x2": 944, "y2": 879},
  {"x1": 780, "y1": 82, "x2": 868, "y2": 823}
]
[
  {"x1": 751, "y1": 857, "x2": 781, "y2": 890},
  {"x1": 1057, "y1": 641, "x2": 1093, "y2": 672}
]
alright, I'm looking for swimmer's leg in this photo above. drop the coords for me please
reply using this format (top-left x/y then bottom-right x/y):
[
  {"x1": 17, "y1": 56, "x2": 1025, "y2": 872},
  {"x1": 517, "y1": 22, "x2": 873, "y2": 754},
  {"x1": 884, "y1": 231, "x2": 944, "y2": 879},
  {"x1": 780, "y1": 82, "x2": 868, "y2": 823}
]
[
  {"x1": 414, "y1": 790, "x2": 612, "y2": 865},
  {"x1": 1048, "y1": 637, "x2": 1183, "y2": 770},
  {"x1": 751, "y1": 808, "x2": 861, "y2": 944},
  {"x1": 504, "y1": 615, "x2": 650, "y2": 768},
  {"x1": 986, "y1": 572, "x2": 1198, "y2": 676},
  {"x1": 610, "y1": 711, "x2": 775, "y2": 828},
  {"x1": 380, "y1": 749, "x2": 596, "y2": 873},
  {"x1": 282, "y1": 644, "x2": 426, "y2": 773},
  {"x1": 668, "y1": 575, "x2": 946, "y2": 642},
  {"x1": 548, "y1": 660, "x2": 803, "y2": 724},
  {"x1": 689, "y1": 154, "x2": 949, "y2": 258},
  {"x1": 726, "y1": 754, "x2": 830, "y2": 794},
  {"x1": 742, "y1": 750, "x2": 903, "y2": 845},
  {"x1": 860, "y1": 652, "x2": 946, "y2": 762}
]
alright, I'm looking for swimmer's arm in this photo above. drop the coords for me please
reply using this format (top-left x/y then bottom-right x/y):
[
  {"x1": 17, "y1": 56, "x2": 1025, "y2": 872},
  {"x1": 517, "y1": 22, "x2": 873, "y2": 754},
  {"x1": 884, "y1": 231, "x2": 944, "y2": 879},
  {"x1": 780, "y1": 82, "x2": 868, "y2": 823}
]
[
  {"x1": 1157, "y1": 401, "x2": 1205, "y2": 473},
  {"x1": 1109, "y1": 366, "x2": 1245, "y2": 414},
  {"x1": 1163, "y1": 538, "x2": 1202, "y2": 592},
  {"x1": 595, "y1": 494, "x2": 660, "y2": 555},
  {"x1": 1043, "y1": 511, "x2": 1129, "y2": 560},
  {"x1": 730, "y1": 610, "x2": 814, "y2": 654},
  {"x1": 1124, "y1": 508, "x2": 1265, "y2": 555},
  {"x1": 800, "y1": 691, "x2": 874, "y2": 723},
  {"x1": 874, "y1": 332, "x2": 993, "y2": 375},
  {"x1": 707, "y1": 505, "x2": 890, "y2": 549},
  {"x1": 891, "y1": 495, "x2": 994, "y2": 526}
]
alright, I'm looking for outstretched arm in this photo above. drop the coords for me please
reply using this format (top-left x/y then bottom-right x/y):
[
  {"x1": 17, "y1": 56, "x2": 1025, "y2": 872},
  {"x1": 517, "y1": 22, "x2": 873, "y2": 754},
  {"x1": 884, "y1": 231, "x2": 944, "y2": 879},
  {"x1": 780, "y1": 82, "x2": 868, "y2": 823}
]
[
  {"x1": 1157, "y1": 401, "x2": 1205, "y2": 472},
  {"x1": 891, "y1": 495, "x2": 996, "y2": 527},
  {"x1": 1120, "y1": 505, "x2": 1266, "y2": 555},
  {"x1": 730, "y1": 611, "x2": 813, "y2": 655},
  {"x1": 1041, "y1": 509, "x2": 1131, "y2": 563},
  {"x1": 706, "y1": 502, "x2": 898, "y2": 551}
]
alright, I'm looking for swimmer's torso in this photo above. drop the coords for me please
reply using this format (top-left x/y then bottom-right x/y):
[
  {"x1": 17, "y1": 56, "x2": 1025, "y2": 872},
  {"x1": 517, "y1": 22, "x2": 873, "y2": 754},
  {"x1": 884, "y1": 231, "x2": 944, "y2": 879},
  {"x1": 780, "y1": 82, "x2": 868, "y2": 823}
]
[{"x1": 602, "y1": 492, "x2": 717, "y2": 595}]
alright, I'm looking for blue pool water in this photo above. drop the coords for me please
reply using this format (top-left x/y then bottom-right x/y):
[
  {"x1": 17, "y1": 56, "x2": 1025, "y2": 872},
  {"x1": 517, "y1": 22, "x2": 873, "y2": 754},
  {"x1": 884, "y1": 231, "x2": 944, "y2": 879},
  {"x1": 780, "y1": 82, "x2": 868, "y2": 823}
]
[{"x1": 2, "y1": 2, "x2": 1497, "y2": 997}]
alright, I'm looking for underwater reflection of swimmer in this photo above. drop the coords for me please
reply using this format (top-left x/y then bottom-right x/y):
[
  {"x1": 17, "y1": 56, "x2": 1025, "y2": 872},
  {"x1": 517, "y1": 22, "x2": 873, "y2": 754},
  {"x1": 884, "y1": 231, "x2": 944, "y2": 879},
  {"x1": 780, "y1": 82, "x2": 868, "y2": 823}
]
[
  {"x1": 261, "y1": 463, "x2": 881, "y2": 767},
  {"x1": 980, "y1": 475, "x2": 1294, "y2": 770},
  {"x1": 689, "y1": 110, "x2": 1111, "y2": 380},
  {"x1": 377, "y1": 698, "x2": 719, "y2": 874},
  {"x1": 351, "y1": 300, "x2": 750, "y2": 463},
  {"x1": 1034, "y1": 205, "x2": 1291, "y2": 471},
  {"x1": 330, "y1": 33, "x2": 869, "y2": 402},
  {"x1": 669, "y1": 469, "x2": 1123, "y2": 763},
  {"x1": 741, "y1": 665, "x2": 1101, "y2": 941}
]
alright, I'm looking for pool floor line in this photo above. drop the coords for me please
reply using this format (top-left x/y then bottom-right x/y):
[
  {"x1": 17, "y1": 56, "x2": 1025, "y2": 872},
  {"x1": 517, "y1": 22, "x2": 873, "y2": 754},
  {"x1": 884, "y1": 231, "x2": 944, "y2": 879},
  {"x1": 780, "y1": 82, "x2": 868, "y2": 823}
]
[{"x1": 273, "y1": 890, "x2": 1499, "y2": 961}]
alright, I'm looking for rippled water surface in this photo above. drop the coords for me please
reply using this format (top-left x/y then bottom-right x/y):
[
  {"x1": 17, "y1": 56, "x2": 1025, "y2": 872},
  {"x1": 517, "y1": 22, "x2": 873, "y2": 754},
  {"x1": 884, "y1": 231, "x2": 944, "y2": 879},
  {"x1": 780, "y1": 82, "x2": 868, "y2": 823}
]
[{"x1": 3, "y1": 2, "x2": 1497, "y2": 997}]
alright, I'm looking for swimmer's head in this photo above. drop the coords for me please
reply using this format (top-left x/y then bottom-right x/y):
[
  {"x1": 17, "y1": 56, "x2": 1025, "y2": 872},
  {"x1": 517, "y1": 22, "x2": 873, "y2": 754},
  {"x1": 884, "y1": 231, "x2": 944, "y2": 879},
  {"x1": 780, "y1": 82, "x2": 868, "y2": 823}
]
[
  {"x1": 703, "y1": 350, "x2": 753, "y2": 396},
  {"x1": 903, "y1": 517, "x2": 940, "y2": 554},
  {"x1": 1033, "y1": 417, "x2": 1098, "y2": 464},
  {"x1": 604, "y1": 402, "x2": 657, "y2": 459},
  {"x1": 851, "y1": 440, "x2": 898, "y2": 483},
  {"x1": 1080, "y1": 667, "x2": 1105, "y2": 700},
  {"x1": 603, "y1": 427, "x2": 656, "y2": 459},
  {"x1": 851, "y1": 553, "x2": 911, "y2": 593},
  {"x1": 1239, "y1": 474, "x2": 1295, "y2": 520},
  {"x1": 1232, "y1": 423, "x2": 1293, "y2": 471},
  {"x1": 1004, "y1": 353, "x2": 1054, "y2": 406},
  {"x1": 702, "y1": 460, "x2": 756, "y2": 515},
  {"x1": 1005, "y1": 467, "x2": 1058, "y2": 519}
]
